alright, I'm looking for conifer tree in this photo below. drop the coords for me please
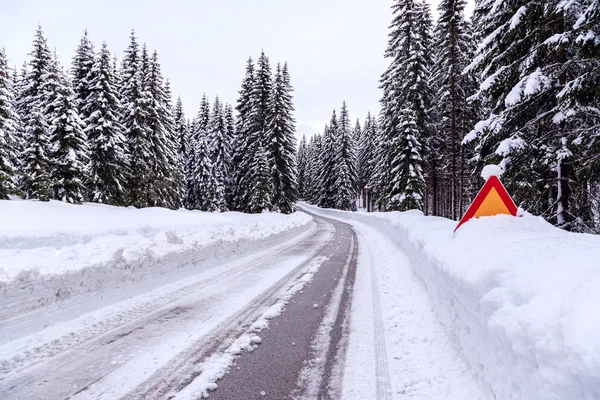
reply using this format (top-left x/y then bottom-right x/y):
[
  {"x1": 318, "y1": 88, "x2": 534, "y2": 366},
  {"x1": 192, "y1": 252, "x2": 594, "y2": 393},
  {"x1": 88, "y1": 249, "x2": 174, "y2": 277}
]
[
  {"x1": 174, "y1": 96, "x2": 189, "y2": 200},
  {"x1": 318, "y1": 114, "x2": 338, "y2": 208},
  {"x1": 358, "y1": 113, "x2": 377, "y2": 210},
  {"x1": 19, "y1": 26, "x2": 54, "y2": 201},
  {"x1": 84, "y1": 42, "x2": 129, "y2": 205},
  {"x1": 71, "y1": 30, "x2": 95, "y2": 120},
  {"x1": 297, "y1": 134, "x2": 308, "y2": 200},
  {"x1": 120, "y1": 30, "x2": 151, "y2": 208},
  {"x1": 353, "y1": 118, "x2": 365, "y2": 206},
  {"x1": 192, "y1": 135, "x2": 220, "y2": 212},
  {"x1": 334, "y1": 102, "x2": 357, "y2": 210},
  {"x1": 232, "y1": 58, "x2": 255, "y2": 211},
  {"x1": 250, "y1": 51, "x2": 273, "y2": 148},
  {"x1": 22, "y1": 113, "x2": 52, "y2": 200},
  {"x1": 387, "y1": 108, "x2": 425, "y2": 211},
  {"x1": 187, "y1": 93, "x2": 211, "y2": 209},
  {"x1": 305, "y1": 134, "x2": 323, "y2": 204},
  {"x1": 248, "y1": 145, "x2": 273, "y2": 213},
  {"x1": 208, "y1": 96, "x2": 228, "y2": 211},
  {"x1": 0, "y1": 48, "x2": 18, "y2": 198},
  {"x1": 224, "y1": 103, "x2": 236, "y2": 208},
  {"x1": 432, "y1": 0, "x2": 477, "y2": 219},
  {"x1": 241, "y1": 51, "x2": 274, "y2": 213},
  {"x1": 44, "y1": 56, "x2": 89, "y2": 203},
  {"x1": 377, "y1": 0, "x2": 431, "y2": 212},
  {"x1": 266, "y1": 62, "x2": 298, "y2": 213},
  {"x1": 10, "y1": 63, "x2": 26, "y2": 180},
  {"x1": 145, "y1": 50, "x2": 180, "y2": 208}
]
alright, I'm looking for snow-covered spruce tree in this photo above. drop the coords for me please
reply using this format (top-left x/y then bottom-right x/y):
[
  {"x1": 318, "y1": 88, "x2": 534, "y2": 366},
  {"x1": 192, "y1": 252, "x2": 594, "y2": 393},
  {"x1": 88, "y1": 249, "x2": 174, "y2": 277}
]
[
  {"x1": 416, "y1": 0, "x2": 443, "y2": 216},
  {"x1": 377, "y1": 0, "x2": 431, "y2": 212},
  {"x1": 8, "y1": 64, "x2": 24, "y2": 179},
  {"x1": 558, "y1": 0, "x2": 600, "y2": 231},
  {"x1": 120, "y1": 31, "x2": 151, "y2": 208},
  {"x1": 71, "y1": 30, "x2": 95, "y2": 122},
  {"x1": 163, "y1": 79, "x2": 184, "y2": 207},
  {"x1": 208, "y1": 96, "x2": 228, "y2": 211},
  {"x1": 318, "y1": 114, "x2": 338, "y2": 209},
  {"x1": 247, "y1": 145, "x2": 273, "y2": 214},
  {"x1": 304, "y1": 134, "x2": 323, "y2": 204},
  {"x1": 192, "y1": 135, "x2": 220, "y2": 212},
  {"x1": 358, "y1": 112, "x2": 377, "y2": 210},
  {"x1": 224, "y1": 103, "x2": 236, "y2": 208},
  {"x1": 241, "y1": 51, "x2": 273, "y2": 213},
  {"x1": 231, "y1": 58, "x2": 255, "y2": 211},
  {"x1": 353, "y1": 118, "x2": 365, "y2": 207},
  {"x1": 466, "y1": 0, "x2": 596, "y2": 231},
  {"x1": 83, "y1": 42, "x2": 129, "y2": 205},
  {"x1": 22, "y1": 113, "x2": 53, "y2": 200},
  {"x1": 387, "y1": 107, "x2": 425, "y2": 211},
  {"x1": 334, "y1": 102, "x2": 357, "y2": 211},
  {"x1": 11, "y1": 63, "x2": 28, "y2": 180},
  {"x1": 371, "y1": 115, "x2": 392, "y2": 210},
  {"x1": 250, "y1": 51, "x2": 273, "y2": 149},
  {"x1": 432, "y1": 0, "x2": 477, "y2": 220},
  {"x1": 0, "y1": 48, "x2": 18, "y2": 198},
  {"x1": 266, "y1": 62, "x2": 298, "y2": 214},
  {"x1": 43, "y1": 55, "x2": 89, "y2": 203},
  {"x1": 19, "y1": 26, "x2": 54, "y2": 201},
  {"x1": 145, "y1": 50, "x2": 180, "y2": 209},
  {"x1": 296, "y1": 134, "x2": 308, "y2": 200},
  {"x1": 187, "y1": 93, "x2": 211, "y2": 209},
  {"x1": 174, "y1": 96, "x2": 189, "y2": 201}
]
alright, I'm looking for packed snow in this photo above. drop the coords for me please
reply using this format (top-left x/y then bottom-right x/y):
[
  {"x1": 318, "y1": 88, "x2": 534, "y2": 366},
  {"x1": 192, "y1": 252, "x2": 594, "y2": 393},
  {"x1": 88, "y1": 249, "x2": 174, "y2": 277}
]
[
  {"x1": 301, "y1": 203, "x2": 600, "y2": 399},
  {"x1": 172, "y1": 256, "x2": 328, "y2": 399},
  {"x1": 0, "y1": 199, "x2": 312, "y2": 336}
]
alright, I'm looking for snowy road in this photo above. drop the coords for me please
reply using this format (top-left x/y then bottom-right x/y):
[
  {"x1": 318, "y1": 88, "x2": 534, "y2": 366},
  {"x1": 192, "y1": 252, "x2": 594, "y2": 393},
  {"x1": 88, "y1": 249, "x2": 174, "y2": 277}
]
[
  {"x1": 0, "y1": 209, "x2": 490, "y2": 400},
  {"x1": 303, "y1": 206, "x2": 490, "y2": 400}
]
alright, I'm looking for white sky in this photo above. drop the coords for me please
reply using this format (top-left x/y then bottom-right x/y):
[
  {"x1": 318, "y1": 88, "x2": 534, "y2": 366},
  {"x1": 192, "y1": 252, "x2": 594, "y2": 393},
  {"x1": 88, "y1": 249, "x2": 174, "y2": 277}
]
[{"x1": 2, "y1": 0, "x2": 474, "y2": 141}]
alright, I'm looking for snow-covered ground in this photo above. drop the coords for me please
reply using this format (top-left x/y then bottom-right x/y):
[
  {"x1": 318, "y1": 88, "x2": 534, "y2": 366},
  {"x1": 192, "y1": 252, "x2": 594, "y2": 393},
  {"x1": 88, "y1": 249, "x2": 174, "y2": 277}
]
[
  {"x1": 301, "y1": 203, "x2": 600, "y2": 399},
  {"x1": 0, "y1": 200, "x2": 312, "y2": 342}
]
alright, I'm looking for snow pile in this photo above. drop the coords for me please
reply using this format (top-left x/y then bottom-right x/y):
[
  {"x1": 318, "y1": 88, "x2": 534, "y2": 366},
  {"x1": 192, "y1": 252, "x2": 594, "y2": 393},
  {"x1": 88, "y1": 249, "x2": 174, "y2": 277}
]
[
  {"x1": 0, "y1": 200, "x2": 312, "y2": 324},
  {"x1": 301, "y1": 203, "x2": 600, "y2": 399},
  {"x1": 481, "y1": 164, "x2": 504, "y2": 181}
]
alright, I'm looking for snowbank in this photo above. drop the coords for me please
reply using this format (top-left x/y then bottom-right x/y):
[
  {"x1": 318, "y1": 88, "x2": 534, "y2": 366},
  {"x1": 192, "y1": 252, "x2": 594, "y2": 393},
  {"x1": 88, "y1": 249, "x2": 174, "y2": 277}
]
[
  {"x1": 0, "y1": 200, "x2": 313, "y2": 336},
  {"x1": 301, "y1": 203, "x2": 600, "y2": 400}
]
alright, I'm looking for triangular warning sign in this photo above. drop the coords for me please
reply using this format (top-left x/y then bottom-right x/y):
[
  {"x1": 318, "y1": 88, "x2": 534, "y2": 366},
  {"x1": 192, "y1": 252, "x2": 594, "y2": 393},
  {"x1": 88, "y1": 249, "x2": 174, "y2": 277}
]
[{"x1": 455, "y1": 175, "x2": 518, "y2": 232}]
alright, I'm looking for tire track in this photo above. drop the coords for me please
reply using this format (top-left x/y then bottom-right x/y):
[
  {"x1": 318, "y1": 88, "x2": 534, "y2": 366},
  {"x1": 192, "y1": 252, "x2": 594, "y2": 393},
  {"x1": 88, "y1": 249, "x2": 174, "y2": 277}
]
[
  {"x1": 356, "y1": 230, "x2": 392, "y2": 400},
  {"x1": 125, "y1": 218, "x2": 337, "y2": 400},
  {"x1": 0, "y1": 221, "x2": 321, "y2": 381}
]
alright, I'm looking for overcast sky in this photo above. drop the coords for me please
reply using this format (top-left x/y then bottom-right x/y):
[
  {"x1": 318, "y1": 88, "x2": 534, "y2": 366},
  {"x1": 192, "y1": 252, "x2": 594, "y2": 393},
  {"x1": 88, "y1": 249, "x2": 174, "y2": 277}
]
[{"x1": 2, "y1": 0, "x2": 474, "y2": 141}]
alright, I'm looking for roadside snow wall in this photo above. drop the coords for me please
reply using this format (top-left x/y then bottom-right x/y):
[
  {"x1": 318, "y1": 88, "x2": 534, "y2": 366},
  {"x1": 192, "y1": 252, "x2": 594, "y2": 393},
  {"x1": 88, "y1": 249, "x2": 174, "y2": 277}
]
[
  {"x1": 0, "y1": 200, "x2": 313, "y2": 341},
  {"x1": 301, "y1": 203, "x2": 600, "y2": 400}
]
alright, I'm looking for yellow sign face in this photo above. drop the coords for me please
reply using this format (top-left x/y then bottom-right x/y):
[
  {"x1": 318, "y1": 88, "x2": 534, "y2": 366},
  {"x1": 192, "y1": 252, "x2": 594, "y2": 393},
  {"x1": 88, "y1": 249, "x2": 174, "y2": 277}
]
[{"x1": 472, "y1": 187, "x2": 513, "y2": 218}]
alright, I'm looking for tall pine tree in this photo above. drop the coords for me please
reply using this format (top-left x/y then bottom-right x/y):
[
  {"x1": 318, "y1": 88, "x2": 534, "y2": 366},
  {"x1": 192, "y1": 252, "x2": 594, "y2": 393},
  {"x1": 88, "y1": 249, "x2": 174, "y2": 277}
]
[
  {"x1": 84, "y1": 42, "x2": 129, "y2": 205},
  {"x1": 19, "y1": 26, "x2": 53, "y2": 201},
  {"x1": 44, "y1": 55, "x2": 89, "y2": 203},
  {"x1": 0, "y1": 48, "x2": 18, "y2": 198},
  {"x1": 120, "y1": 30, "x2": 151, "y2": 208},
  {"x1": 71, "y1": 30, "x2": 95, "y2": 122},
  {"x1": 334, "y1": 102, "x2": 357, "y2": 211},
  {"x1": 266, "y1": 62, "x2": 298, "y2": 214}
]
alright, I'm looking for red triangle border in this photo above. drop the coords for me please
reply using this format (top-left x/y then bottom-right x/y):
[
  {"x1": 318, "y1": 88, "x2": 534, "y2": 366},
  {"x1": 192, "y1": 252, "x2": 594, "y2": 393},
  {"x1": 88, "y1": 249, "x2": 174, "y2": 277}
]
[{"x1": 454, "y1": 175, "x2": 518, "y2": 232}]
